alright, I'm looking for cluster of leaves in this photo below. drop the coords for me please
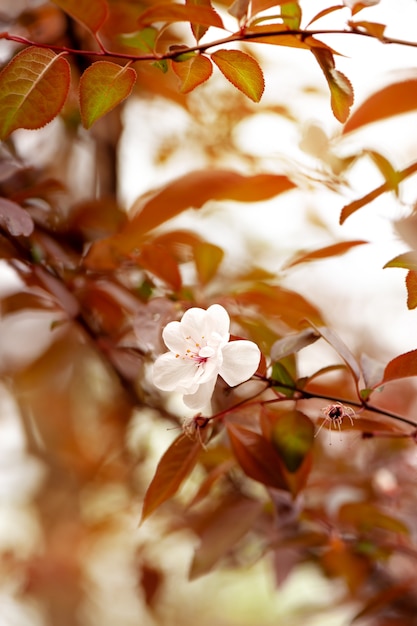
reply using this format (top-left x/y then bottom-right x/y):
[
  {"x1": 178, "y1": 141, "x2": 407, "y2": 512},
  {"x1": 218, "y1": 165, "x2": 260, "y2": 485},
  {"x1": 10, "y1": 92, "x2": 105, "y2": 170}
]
[{"x1": 2, "y1": 1, "x2": 417, "y2": 625}]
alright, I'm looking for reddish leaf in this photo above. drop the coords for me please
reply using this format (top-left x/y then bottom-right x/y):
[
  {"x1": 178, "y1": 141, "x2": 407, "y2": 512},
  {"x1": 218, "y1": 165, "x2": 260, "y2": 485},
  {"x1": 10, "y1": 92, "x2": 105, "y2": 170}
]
[
  {"x1": 138, "y1": 4, "x2": 224, "y2": 29},
  {"x1": 310, "y1": 47, "x2": 354, "y2": 122},
  {"x1": 171, "y1": 55, "x2": 213, "y2": 94},
  {"x1": 211, "y1": 49, "x2": 264, "y2": 102},
  {"x1": 79, "y1": 61, "x2": 137, "y2": 129},
  {"x1": 270, "y1": 329, "x2": 320, "y2": 364},
  {"x1": 190, "y1": 495, "x2": 262, "y2": 579},
  {"x1": 52, "y1": 0, "x2": 108, "y2": 34},
  {"x1": 140, "y1": 434, "x2": 203, "y2": 523},
  {"x1": 283, "y1": 240, "x2": 368, "y2": 268},
  {"x1": 381, "y1": 350, "x2": 417, "y2": 385},
  {"x1": 194, "y1": 241, "x2": 224, "y2": 285},
  {"x1": 406, "y1": 271, "x2": 417, "y2": 310},
  {"x1": 0, "y1": 47, "x2": 71, "y2": 140},
  {"x1": 228, "y1": 0, "x2": 250, "y2": 22},
  {"x1": 309, "y1": 324, "x2": 362, "y2": 382},
  {"x1": 344, "y1": 77, "x2": 417, "y2": 134},
  {"x1": 226, "y1": 422, "x2": 288, "y2": 490},
  {"x1": 272, "y1": 411, "x2": 314, "y2": 472},
  {"x1": 0, "y1": 198, "x2": 34, "y2": 237},
  {"x1": 129, "y1": 170, "x2": 295, "y2": 237}
]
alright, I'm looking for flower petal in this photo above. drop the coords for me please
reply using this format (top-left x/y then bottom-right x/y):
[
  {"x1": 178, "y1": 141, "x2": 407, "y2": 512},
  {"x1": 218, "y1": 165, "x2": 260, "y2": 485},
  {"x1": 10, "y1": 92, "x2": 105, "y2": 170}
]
[
  {"x1": 219, "y1": 340, "x2": 261, "y2": 387},
  {"x1": 206, "y1": 304, "x2": 230, "y2": 338},
  {"x1": 162, "y1": 321, "x2": 185, "y2": 354},
  {"x1": 183, "y1": 376, "x2": 217, "y2": 410},
  {"x1": 180, "y1": 306, "x2": 208, "y2": 340},
  {"x1": 153, "y1": 353, "x2": 199, "y2": 392}
]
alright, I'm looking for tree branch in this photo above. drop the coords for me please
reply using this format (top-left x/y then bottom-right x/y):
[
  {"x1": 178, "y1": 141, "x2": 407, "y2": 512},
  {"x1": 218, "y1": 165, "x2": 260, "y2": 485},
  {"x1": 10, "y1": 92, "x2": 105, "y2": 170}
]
[{"x1": 2, "y1": 27, "x2": 417, "y2": 64}]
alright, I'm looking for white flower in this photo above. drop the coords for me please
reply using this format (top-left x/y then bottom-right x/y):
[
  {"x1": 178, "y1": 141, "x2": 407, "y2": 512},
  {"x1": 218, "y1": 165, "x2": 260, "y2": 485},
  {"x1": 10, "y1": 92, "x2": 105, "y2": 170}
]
[{"x1": 152, "y1": 304, "x2": 261, "y2": 410}]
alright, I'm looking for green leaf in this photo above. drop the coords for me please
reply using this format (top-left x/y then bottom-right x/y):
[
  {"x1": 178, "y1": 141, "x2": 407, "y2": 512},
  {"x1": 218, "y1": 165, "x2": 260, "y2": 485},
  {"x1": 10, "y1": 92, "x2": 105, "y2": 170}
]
[
  {"x1": 140, "y1": 434, "x2": 202, "y2": 523},
  {"x1": 171, "y1": 54, "x2": 213, "y2": 94},
  {"x1": 280, "y1": 2, "x2": 302, "y2": 29},
  {"x1": 226, "y1": 422, "x2": 288, "y2": 490},
  {"x1": 211, "y1": 49, "x2": 265, "y2": 103},
  {"x1": 0, "y1": 47, "x2": 71, "y2": 140},
  {"x1": 310, "y1": 47, "x2": 354, "y2": 123},
  {"x1": 381, "y1": 349, "x2": 417, "y2": 385},
  {"x1": 272, "y1": 410, "x2": 314, "y2": 473},
  {"x1": 52, "y1": 0, "x2": 108, "y2": 34},
  {"x1": 119, "y1": 27, "x2": 158, "y2": 52},
  {"x1": 344, "y1": 77, "x2": 417, "y2": 134},
  {"x1": 283, "y1": 240, "x2": 368, "y2": 268},
  {"x1": 271, "y1": 359, "x2": 297, "y2": 397},
  {"x1": 79, "y1": 61, "x2": 137, "y2": 129}
]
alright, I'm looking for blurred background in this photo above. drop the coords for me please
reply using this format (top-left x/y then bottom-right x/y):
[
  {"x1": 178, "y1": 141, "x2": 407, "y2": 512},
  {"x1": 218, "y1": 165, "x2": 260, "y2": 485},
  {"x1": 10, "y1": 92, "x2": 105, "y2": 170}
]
[{"x1": 2, "y1": 1, "x2": 417, "y2": 624}]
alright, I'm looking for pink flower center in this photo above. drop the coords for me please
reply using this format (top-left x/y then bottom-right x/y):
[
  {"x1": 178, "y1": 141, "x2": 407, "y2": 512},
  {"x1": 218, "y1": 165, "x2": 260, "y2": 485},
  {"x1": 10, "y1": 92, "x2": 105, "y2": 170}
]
[{"x1": 177, "y1": 336, "x2": 216, "y2": 366}]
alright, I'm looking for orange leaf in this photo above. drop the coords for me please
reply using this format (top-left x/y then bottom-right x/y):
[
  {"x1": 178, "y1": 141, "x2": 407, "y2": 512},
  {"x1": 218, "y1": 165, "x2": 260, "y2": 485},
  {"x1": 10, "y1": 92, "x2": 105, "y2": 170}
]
[
  {"x1": 234, "y1": 283, "x2": 323, "y2": 327},
  {"x1": 381, "y1": 349, "x2": 417, "y2": 385},
  {"x1": 406, "y1": 271, "x2": 417, "y2": 310},
  {"x1": 211, "y1": 49, "x2": 264, "y2": 102},
  {"x1": 138, "y1": 3, "x2": 224, "y2": 29},
  {"x1": 340, "y1": 161, "x2": 417, "y2": 224},
  {"x1": 245, "y1": 23, "x2": 311, "y2": 49},
  {"x1": 79, "y1": 61, "x2": 137, "y2": 129},
  {"x1": 284, "y1": 240, "x2": 368, "y2": 268},
  {"x1": 171, "y1": 54, "x2": 213, "y2": 93},
  {"x1": 140, "y1": 433, "x2": 203, "y2": 523},
  {"x1": 344, "y1": 77, "x2": 417, "y2": 134},
  {"x1": 0, "y1": 47, "x2": 70, "y2": 140},
  {"x1": 129, "y1": 170, "x2": 295, "y2": 237},
  {"x1": 137, "y1": 242, "x2": 182, "y2": 291},
  {"x1": 306, "y1": 5, "x2": 346, "y2": 27},
  {"x1": 310, "y1": 46, "x2": 354, "y2": 123},
  {"x1": 52, "y1": 0, "x2": 108, "y2": 34},
  {"x1": 226, "y1": 422, "x2": 289, "y2": 490},
  {"x1": 186, "y1": 0, "x2": 213, "y2": 42}
]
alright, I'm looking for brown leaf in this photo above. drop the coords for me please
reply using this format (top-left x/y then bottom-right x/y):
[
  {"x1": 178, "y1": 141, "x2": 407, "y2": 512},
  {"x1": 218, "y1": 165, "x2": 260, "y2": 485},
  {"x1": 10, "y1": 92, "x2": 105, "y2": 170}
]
[{"x1": 140, "y1": 434, "x2": 203, "y2": 523}]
